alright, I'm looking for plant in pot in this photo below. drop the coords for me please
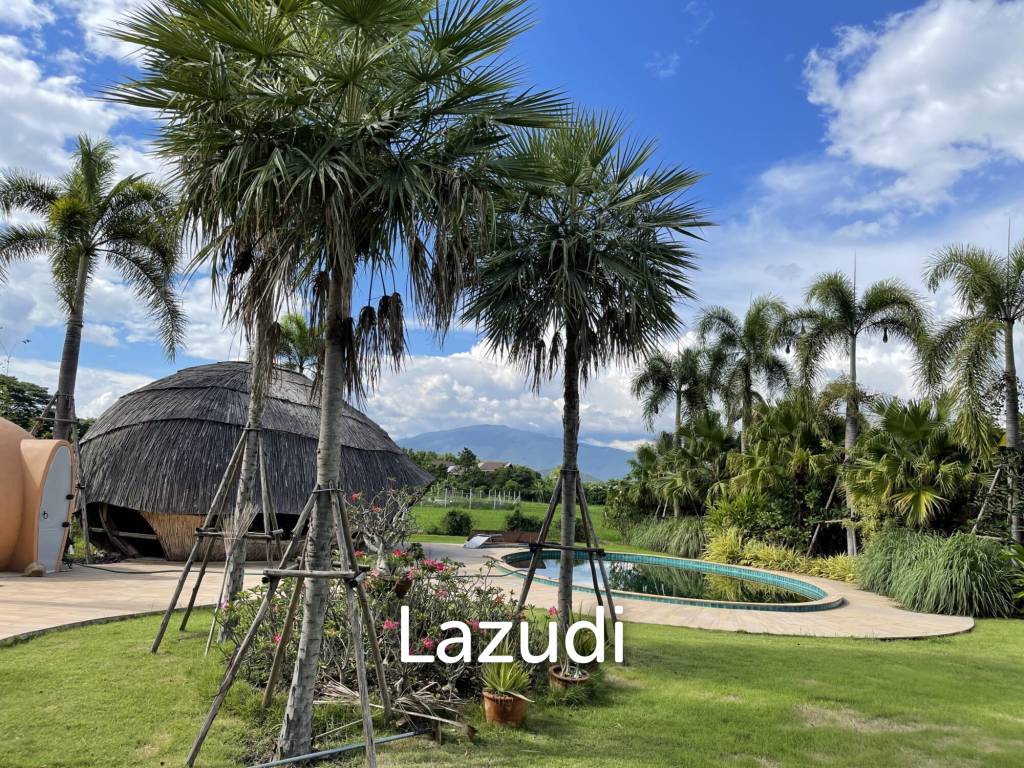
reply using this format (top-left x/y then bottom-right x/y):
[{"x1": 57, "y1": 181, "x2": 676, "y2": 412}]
[
  {"x1": 548, "y1": 654, "x2": 591, "y2": 689},
  {"x1": 482, "y1": 660, "x2": 533, "y2": 726}
]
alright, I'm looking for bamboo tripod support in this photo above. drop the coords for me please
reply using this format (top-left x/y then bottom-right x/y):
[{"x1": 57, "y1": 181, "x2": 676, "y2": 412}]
[
  {"x1": 151, "y1": 428, "x2": 286, "y2": 654},
  {"x1": 514, "y1": 469, "x2": 618, "y2": 625},
  {"x1": 185, "y1": 485, "x2": 393, "y2": 768}
]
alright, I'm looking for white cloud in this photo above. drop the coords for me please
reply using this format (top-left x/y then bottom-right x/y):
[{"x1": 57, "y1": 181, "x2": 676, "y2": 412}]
[
  {"x1": 804, "y1": 0, "x2": 1024, "y2": 212},
  {"x1": 0, "y1": 1, "x2": 55, "y2": 29},
  {"x1": 54, "y1": 0, "x2": 148, "y2": 59},
  {"x1": 6, "y1": 355, "x2": 152, "y2": 417},
  {"x1": 645, "y1": 51, "x2": 680, "y2": 79}
]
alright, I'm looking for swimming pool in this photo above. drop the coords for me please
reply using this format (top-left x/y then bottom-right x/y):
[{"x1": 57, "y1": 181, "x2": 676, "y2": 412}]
[{"x1": 499, "y1": 550, "x2": 843, "y2": 612}]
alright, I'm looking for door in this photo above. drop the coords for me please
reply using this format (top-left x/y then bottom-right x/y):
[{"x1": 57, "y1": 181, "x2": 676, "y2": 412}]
[{"x1": 38, "y1": 445, "x2": 72, "y2": 572}]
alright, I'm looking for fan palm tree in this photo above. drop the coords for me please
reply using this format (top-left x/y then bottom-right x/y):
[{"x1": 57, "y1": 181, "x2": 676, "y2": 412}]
[
  {"x1": 696, "y1": 297, "x2": 792, "y2": 454},
  {"x1": 0, "y1": 136, "x2": 183, "y2": 440},
  {"x1": 924, "y1": 240, "x2": 1024, "y2": 542},
  {"x1": 464, "y1": 112, "x2": 710, "y2": 632},
  {"x1": 109, "y1": 0, "x2": 563, "y2": 757},
  {"x1": 795, "y1": 271, "x2": 926, "y2": 553},
  {"x1": 276, "y1": 313, "x2": 321, "y2": 376}
]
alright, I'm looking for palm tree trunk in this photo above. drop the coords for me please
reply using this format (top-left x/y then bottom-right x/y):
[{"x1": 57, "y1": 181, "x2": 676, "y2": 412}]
[
  {"x1": 557, "y1": 327, "x2": 580, "y2": 641},
  {"x1": 673, "y1": 388, "x2": 682, "y2": 517},
  {"x1": 278, "y1": 267, "x2": 351, "y2": 757},
  {"x1": 739, "y1": 391, "x2": 751, "y2": 455},
  {"x1": 1004, "y1": 320, "x2": 1022, "y2": 543},
  {"x1": 53, "y1": 253, "x2": 90, "y2": 442},
  {"x1": 845, "y1": 332, "x2": 859, "y2": 555},
  {"x1": 217, "y1": 375, "x2": 266, "y2": 641}
]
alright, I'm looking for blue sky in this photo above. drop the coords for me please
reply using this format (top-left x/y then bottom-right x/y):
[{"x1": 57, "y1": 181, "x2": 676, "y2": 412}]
[{"x1": 3, "y1": 0, "x2": 1024, "y2": 450}]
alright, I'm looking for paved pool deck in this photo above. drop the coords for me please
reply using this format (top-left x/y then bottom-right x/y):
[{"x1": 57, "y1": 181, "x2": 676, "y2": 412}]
[{"x1": 0, "y1": 545, "x2": 973, "y2": 644}]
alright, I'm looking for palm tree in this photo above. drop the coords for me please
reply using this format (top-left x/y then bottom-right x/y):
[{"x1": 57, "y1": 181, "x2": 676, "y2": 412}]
[
  {"x1": 276, "y1": 314, "x2": 320, "y2": 376},
  {"x1": 0, "y1": 136, "x2": 183, "y2": 440},
  {"x1": 631, "y1": 347, "x2": 711, "y2": 444},
  {"x1": 110, "y1": 0, "x2": 563, "y2": 757},
  {"x1": 796, "y1": 271, "x2": 926, "y2": 553},
  {"x1": 924, "y1": 240, "x2": 1024, "y2": 542},
  {"x1": 465, "y1": 112, "x2": 710, "y2": 633},
  {"x1": 696, "y1": 297, "x2": 792, "y2": 454}
]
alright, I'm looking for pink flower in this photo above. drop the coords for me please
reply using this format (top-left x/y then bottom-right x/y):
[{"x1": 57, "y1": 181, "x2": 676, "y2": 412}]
[
  {"x1": 273, "y1": 633, "x2": 283, "y2": 646},
  {"x1": 393, "y1": 548, "x2": 406, "y2": 558},
  {"x1": 354, "y1": 549, "x2": 364, "y2": 558},
  {"x1": 422, "y1": 637, "x2": 435, "y2": 651},
  {"x1": 548, "y1": 606, "x2": 558, "y2": 617},
  {"x1": 350, "y1": 492, "x2": 362, "y2": 502},
  {"x1": 469, "y1": 620, "x2": 480, "y2": 631},
  {"x1": 371, "y1": 505, "x2": 381, "y2": 513},
  {"x1": 436, "y1": 590, "x2": 448, "y2": 599},
  {"x1": 382, "y1": 619, "x2": 398, "y2": 631}
]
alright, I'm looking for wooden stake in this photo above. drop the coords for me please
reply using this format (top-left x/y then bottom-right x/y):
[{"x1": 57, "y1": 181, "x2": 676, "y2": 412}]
[{"x1": 514, "y1": 477, "x2": 562, "y2": 616}]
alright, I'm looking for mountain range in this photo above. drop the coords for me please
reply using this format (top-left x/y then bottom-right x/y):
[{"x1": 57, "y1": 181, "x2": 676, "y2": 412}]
[{"x1": 399, "y1": 424, "x2": 635, "y2": 481}]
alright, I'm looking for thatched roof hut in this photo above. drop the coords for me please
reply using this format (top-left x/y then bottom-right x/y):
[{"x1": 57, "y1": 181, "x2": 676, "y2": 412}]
[{"x1": 79, "y1": 361, "x2": 429, "y2": 559}]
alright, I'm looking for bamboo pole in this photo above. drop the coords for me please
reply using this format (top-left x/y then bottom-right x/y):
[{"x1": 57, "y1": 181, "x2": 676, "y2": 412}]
[
  {"x1": 261, "y1": 569, "x2": 304, "y2": 708},
  {"x1": 514, "y1": 476, "x2": 562, "y2": 616}
]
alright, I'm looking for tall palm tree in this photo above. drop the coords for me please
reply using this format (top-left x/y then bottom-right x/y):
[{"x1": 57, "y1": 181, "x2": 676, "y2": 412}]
[
  {"x1": 110, "y1": 0, "x2": 563, "y2": 757},
  {"x1": 696, "y1": 296, "x2": 792, "y2": 454},
  {"x1": 465, "y1": 112, "x2": 710, "y2": 633},
  {"x1": 631, "y1": 347, "x2": 711, "y2": 445},
  {"x1": 276, "y1": 313, "x2": 321, "y2": 376},
  {"x1": 795, "y1": 271, "x2": 926, "y2": 553},
  {"x1": 924, "y1": 240, "x2": 1024, "y2": 542},
  {"x1": 0, "y1": 136, "x2": 183, "y2": 440}
]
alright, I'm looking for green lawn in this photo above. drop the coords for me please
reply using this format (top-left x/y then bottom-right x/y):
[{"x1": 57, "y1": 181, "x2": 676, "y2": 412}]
[
  {"x1": 412, "y1": 500, "x2": 623, "y2": 544},
  {"x1": 2, "y1": 612, "x2": 1022, "y2": 767}
]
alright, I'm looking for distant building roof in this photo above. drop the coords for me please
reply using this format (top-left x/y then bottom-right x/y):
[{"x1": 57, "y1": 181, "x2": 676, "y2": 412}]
[{"x1": 478, "y1": 460, "x2": 511, "y2": 472}]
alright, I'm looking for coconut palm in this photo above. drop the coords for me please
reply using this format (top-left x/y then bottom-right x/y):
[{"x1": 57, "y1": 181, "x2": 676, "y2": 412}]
[
  {"x1": 631, "y1": 347, "x2": 712, "y2": 444},
  {"x1": 109, "y1": 0, "x2": 563, "y2": 756},
  {"x1": 464, "y1": 112, "x2": 710, "y2": 632},
  {"x1": 276, "y1": 314, "x2": 321, "y2": 376},
  {"x1": 924, "y1": 240, "x2": 1024, "y2": 542},
  {"x1": 0, "y1": 136, "x2": 183, "y2": 441},
  {"x1": 696, "y1": 297, "x2": 792, "y2": 454},
  {"x1": 795, "y1": 272, "x2": 926, "y2": 553}
]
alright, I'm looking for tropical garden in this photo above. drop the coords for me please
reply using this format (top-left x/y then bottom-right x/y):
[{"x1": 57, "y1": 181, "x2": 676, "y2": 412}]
[{"x1": 1, "y1": 1, "x2": 1023, "y2": 768}]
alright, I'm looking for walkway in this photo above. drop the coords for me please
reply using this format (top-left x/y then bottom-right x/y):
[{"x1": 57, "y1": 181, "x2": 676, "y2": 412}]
[
  {"x1": 0, "y1": 561, "x2": 264, "y2": 644},
  {"x1": 423, "y1": 543, "x2": 975, "y2": 640},
  {"x1": 0, "y1": 546, "x2": 973, "y2": 644}
]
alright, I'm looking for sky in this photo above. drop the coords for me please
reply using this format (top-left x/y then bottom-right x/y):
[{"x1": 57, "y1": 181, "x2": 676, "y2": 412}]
[{"x1": 2, "y1": 0, "x2": 1024, "y2": 452}]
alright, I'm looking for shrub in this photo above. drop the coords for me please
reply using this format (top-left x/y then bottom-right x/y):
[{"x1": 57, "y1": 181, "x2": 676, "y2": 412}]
[
  {"x1": 741, "y1": 540, "x2": 806, "y2": 573},
  {"x1": 624, "y1": 517, "x2": 706, "y2": 558},
  {"x1": 704, "y1": 526, "x2": 745, "y2": 564},
  {"x1": 505, "y1": 509, "x2": 542, "y2": 533},
  {"x1": 706, "y1": 491, "x2": 802, "y2": 548},
  {"x1": 440, "y1": 508, "x2": 474, "y2": 537},
  {"x1": 805, "y1": 554, "x2": 857, "y2": 584},
  {"x1": 859, "y1": 530, "x2": 1017, "y2": 617}
]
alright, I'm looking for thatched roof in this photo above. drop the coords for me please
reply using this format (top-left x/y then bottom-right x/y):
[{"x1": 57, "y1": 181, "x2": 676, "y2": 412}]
[{"x1": 79, "y1": 361, "x2": 430, "y2": 517}]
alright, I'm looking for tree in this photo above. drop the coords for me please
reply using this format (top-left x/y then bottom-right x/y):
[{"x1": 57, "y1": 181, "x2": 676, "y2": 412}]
[
  {"x1": 456, "y1": 447, "x2": 479, "y2": 470},
  {"x1": 465, "y1": 111, "x2": 709, "y2": 635},
  {"x1": 110, "y1": 0, "x2": 563, "y2": 756},
  {"x1": 0, "y1": 374, "x2": 50, "y2": 431},
  {"x1": 795, "y1": 272, "x2": 926, "y2": 553},
  {"x1": 631, "y1": 347, "x2": 711, "y2": 445},
  {"x1": 0, "y1": 137, "x2": 184, "y2": 441},
  {"x1": 924, "y1": 240, "x2": 1024, "y2": 542},
  {"x1": 275, "y1": 313, "x2": 320, "y2": 376},
  {"x1": 696, "y1": 297, "x2": 792, "y2": 454}
]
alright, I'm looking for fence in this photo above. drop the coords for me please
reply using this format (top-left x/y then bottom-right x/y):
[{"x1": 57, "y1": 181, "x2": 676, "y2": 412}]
[{"x1": 418, "y1": 483, "x2": 521, "y2": 510}]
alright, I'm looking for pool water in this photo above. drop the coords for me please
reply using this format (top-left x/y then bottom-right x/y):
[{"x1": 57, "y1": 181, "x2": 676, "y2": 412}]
[{"x1": 522, "y1": 556, "x2": 814, "y2": 604}]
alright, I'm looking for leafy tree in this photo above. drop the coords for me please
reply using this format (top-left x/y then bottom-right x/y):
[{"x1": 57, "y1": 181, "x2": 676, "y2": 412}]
[
  {"x1": 0, "y1": 374, "x2": 50, "y2": 431},
  {"x1": 631, "y1": 347, "x2": 712, "y2": 447},
  {"x1": 275, "y1": 313, "x2": 321, "y2": 376},
  {"x1": 465, "y1": 112, "x2": 709, "y2": 630},
  {"x1": 0, "y1": 137, "x2": 184, "y2": 441},
  {"x1": 456, "y1": 447, "x2": 479, "y2": 470},
  {"x1": 697, "y1": 296, "x2": 792, "y2": 453},
  {"x1": 924, "y1": 240, "x2": 1024, "y2": 542},
  {"x1": 795, "y1": 272, "x2": 926, "y2": 553},
  {"x1": 110, "y1": 0, "x2": 563, "y2": 755}
]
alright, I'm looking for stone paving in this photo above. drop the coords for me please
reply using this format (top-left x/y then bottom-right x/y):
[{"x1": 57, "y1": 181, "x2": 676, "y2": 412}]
[{"x1": 0, "y1": 545, "x2": 973, "y2": 644}]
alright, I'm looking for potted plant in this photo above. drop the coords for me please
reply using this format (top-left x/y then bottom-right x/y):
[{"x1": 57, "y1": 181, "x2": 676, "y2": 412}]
[
  {"x1": 548, "y1": 656, "x2": 590, "y2": 689},
  {"x1": 482, "y1": 661, "x2": 532, "y2": 726}
]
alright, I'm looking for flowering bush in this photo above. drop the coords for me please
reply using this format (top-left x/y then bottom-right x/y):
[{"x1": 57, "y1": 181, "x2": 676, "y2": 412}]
[{"x1": 225, "y1": 551, "x2": 540, "y2": 703}]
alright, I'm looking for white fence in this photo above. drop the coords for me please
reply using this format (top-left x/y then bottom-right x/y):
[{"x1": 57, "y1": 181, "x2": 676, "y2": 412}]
[{"x1": 419, "y1": 483, "x2": 521, "y2": 509}]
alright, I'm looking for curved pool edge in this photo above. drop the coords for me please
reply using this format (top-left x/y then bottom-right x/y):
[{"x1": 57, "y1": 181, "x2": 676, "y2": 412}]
[{"x1": 496, "y1": 549, "x2": 845, "y2": 613}]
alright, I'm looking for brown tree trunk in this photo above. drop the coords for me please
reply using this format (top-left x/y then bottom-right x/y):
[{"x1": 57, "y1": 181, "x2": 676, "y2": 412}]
[
  {"x1": 277, "y1": 267, "x2": 351, "y2": 757},
  {"x1": 54, "y1": 252, "x2": 90, "y2": 442},
  {"x1": 672, "y1": 388, "x2": 682, "y2": 517},
  {"x1": 1004, "y1": 320, "x2": 1021, "y2": 543},
  {"x1": 845, "y1": 332, "x2": 859, "y2": 555},
  {"x1": 557, "y1": 328, "x2": 580, "y2": 641}
]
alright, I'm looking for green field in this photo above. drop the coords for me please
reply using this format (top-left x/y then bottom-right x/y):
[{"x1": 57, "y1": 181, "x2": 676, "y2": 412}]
[
  {"x1": 3, "y1": 612, "x2": 1022, "y2": 767},
  {"x1": 412, "y1": 500, "x2": 624, "y2": 545}
]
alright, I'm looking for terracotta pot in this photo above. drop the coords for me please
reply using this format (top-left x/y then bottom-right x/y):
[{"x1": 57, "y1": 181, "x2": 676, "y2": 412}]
[
  {"x1": 548, "y1": 664, "x2": 590, "y2": 690},
  {"x1": 393, "y1": 576, "x2": 413, "y2": 597},
  {"x1": 483, "y1": 690, "x2": 527, "y2": 726}
]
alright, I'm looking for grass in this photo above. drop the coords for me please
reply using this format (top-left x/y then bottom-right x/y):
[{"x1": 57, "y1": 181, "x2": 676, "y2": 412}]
[
  {"x1": 3, "y1": 612, "x2": 1023, "y2": 767},
  {"x1": 411, "y1": 501, "x2": 623, "y2": 545}
]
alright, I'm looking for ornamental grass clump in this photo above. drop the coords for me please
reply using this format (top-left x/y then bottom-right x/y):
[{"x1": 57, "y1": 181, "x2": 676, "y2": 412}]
[
  {"x1": 704, "y1": 526, "x2": 745, "y2": 564},
  {"x1": 624, "y1": 516, "x2": 706, "y2": 558},
  {"x1": 857, "y1": 529, "x2": 932, "y2": 596}
]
